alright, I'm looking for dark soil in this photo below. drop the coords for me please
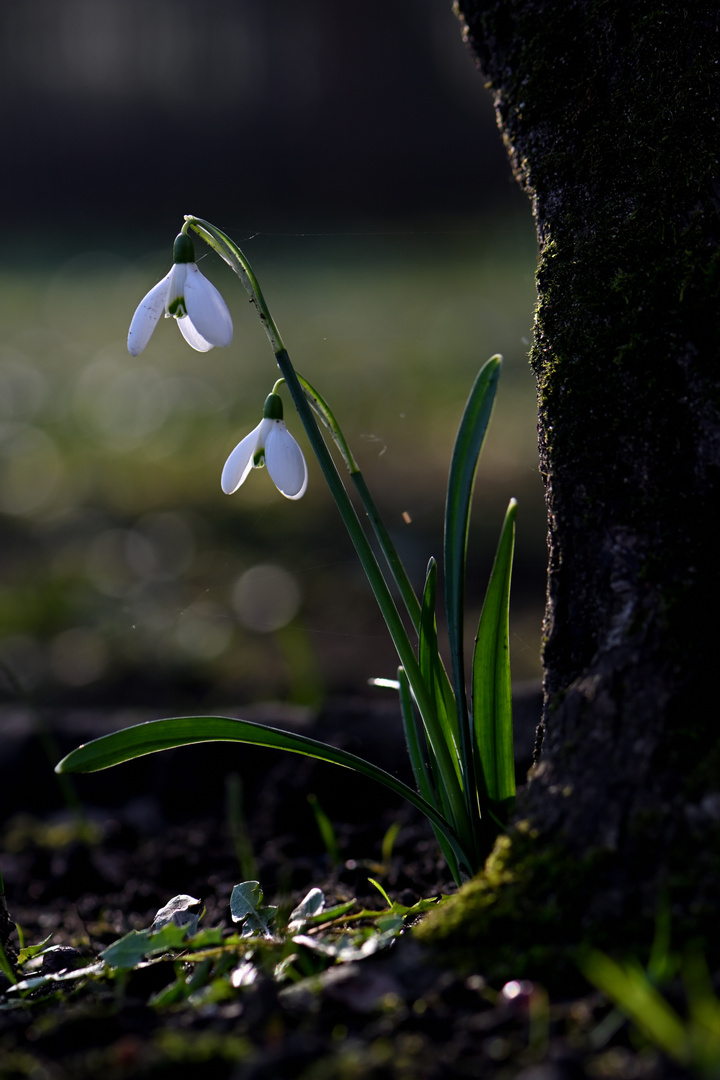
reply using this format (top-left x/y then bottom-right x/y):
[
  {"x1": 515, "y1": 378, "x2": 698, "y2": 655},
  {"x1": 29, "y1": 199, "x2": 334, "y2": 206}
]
[{"x1": 0, "y1": 692, "x2": 693, "y2": 1078}]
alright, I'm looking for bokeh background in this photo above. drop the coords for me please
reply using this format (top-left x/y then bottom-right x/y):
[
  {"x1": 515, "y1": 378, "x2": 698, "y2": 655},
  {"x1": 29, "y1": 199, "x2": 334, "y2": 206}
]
[{"x1": 0, "y1": 0, "x2": 543, "y2": 717}]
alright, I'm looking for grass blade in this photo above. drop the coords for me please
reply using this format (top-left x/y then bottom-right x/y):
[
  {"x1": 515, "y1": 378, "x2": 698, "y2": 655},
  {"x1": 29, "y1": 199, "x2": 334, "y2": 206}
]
[
  {"x1": 580, "y1": 950, "x2": 690, "y2": 1065},
  {"x1": 472, "y1": 498, "x2": 517, "y2": 818}
]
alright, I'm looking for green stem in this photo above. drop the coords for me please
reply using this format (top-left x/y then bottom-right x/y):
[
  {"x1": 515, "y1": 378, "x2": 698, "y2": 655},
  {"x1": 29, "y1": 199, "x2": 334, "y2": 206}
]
[
  {"x1": 351, "y1": 471, "x2": 422, "y2": 631},
  {"x1": 276, "y1": 348, "x2": 471, "y2": 856},
  {"x1": 294, "y1": 372, "x2": 422, "y2": 633},
  {"x1": 291, "y1": 375, "x2": 465, "y2": 837}
]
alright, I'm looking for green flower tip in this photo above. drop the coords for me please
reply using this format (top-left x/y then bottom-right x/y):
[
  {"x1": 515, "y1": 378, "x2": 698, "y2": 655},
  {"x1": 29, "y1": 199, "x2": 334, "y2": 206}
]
[
  {"x1": 173, "y1": 232, "x2": 195, "y2": 264},
  {"x1": 263, "y1": 393, "x2": 284, "y2": 420}
]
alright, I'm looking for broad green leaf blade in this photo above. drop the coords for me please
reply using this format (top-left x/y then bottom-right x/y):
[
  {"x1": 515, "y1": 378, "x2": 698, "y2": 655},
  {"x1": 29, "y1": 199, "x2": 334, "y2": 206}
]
[
  {"x1": 100, "y1": 929, "x2": 153, "y2": 969},
  {"x1": 55, "y1": 714, "x2": 467, "y2": 871},
  {"x1": 472, "y1": 498, "x2": 517, "y2": 814},
  {"x1": 230, "y1": 881, "x2": 276, "y2": 937},
  {"x1": 101, "y1": 923, "x2": 189, "y2": 969}
]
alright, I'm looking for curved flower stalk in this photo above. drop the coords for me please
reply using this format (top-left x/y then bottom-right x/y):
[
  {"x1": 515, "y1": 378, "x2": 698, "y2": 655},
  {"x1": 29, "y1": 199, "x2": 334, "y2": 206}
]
[
  {"x1": 222, "y1": 392, "x2": 308, "y2": 500},
  {"x1": 128, "y1": 233, "x2": 233, "y2": 355}
]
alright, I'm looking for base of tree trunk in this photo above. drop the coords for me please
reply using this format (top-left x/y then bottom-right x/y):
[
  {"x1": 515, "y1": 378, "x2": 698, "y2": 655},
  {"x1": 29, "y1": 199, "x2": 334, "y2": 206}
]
[
  {"x1": 431, "y1": 0, "x2": 720, "y2": 981},
  {"x1": 415, "y1": 808, "x2": 720, "y2": 990}
]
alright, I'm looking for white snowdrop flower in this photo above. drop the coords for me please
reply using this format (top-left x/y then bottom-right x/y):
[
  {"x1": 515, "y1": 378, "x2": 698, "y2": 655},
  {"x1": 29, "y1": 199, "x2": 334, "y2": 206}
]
[
  {"x1": 222, "y1": 394, "x2": 308, "y2": 500},
  {"x1": 127, "y1": 233, "x2": 233, "y2": 355}
]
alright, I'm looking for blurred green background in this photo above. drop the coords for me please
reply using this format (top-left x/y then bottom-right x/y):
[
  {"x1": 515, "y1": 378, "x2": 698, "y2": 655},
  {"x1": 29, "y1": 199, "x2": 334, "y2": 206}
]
[{"x1": 0, "y1": 0, "x2": 543, "y2": 715}]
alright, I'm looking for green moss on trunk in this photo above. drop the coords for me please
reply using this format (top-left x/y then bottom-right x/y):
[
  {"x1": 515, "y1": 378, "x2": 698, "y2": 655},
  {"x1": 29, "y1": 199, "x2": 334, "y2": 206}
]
[{"x1": 416, "y1": 816, "x2": 720, "y2": 988}]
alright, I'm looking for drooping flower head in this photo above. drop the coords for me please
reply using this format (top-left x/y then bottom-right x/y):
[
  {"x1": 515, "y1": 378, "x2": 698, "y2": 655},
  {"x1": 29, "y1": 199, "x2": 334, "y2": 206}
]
[
  {"x1": 222, "y1": 393, "x2": 308, "y2": 500},
  {"x1": 128, "y1": 233, "x2": 233, "y2": 355}
]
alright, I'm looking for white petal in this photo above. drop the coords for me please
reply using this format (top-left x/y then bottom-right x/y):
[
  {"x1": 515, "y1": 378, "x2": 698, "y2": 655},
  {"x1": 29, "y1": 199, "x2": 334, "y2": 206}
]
[
  {"x1": 265, "y1": 421, "x2": 308, "y2": 499},
  {"x1": 184, "y1": 265, "x2": 233, "y2": 347},
  {"x1": 221, "y1": 422, "x2": 265, "y2": 494},
  {"x1": 127, "y1": 269, "x2": 173, "y2": 356},
  {"x1": 177, "y1": 315, "x2": 214, "y2": 352}
]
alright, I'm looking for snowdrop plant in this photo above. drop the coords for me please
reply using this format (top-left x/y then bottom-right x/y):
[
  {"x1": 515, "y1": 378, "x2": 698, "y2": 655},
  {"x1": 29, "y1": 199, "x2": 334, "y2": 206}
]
[
  {"x1": 127, "y1": 232, "x2": 233, "y2": 355},
  {"x1": 57, "y1": 216, "x2": 518, "y2": 886},
  {"x1": 222, "y1": 390, "x2": 308, "y2": 500}
]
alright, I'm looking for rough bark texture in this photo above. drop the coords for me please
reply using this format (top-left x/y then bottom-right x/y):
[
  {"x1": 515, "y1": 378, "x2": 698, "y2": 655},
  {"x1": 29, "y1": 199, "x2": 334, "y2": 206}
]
[{"x1": 418, "y1": 1, "x2": 720, "y2": 959}]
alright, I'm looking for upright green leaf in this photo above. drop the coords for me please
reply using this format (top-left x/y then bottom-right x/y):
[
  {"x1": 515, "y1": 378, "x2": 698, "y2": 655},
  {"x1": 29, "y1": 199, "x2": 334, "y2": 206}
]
[
  {"x1": 418, "y1": 558, "x2": 460, "y2": 775},
  {"x1": 444, "y1": 356, "x2": 501, "y2": 684},
  {"x1": 472, "y1": 498, "x2": 517, "y2": 816},
  {"x1": 397, "y1": 667, "x2": 435, "y2": 805},
  {"x1": 443, "y1": 355, "x2": 502, "y2": 830},
  {"x1": 397, "y1": 668, "x2": 462, "y2": 884}
]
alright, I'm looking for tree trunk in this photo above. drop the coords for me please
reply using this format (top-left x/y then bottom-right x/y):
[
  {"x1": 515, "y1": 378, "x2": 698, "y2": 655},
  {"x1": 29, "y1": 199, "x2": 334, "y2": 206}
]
[{"x1": 419, "y1": 1, "x2": 720, "y2": 964}]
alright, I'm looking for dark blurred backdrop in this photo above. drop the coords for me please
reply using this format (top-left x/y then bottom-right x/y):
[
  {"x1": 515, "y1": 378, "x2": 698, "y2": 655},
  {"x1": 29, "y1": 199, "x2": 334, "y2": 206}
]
[
  {"x1": 1, "y1": 0, "x2": 524, "y2": 251},
  {"x1": 0, "y1": 1, "x2": 542, "y2": 719}
]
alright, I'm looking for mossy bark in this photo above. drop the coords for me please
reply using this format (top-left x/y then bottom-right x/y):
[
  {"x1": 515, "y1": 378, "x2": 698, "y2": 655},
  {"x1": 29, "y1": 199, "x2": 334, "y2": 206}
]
[
  {"x1": 419, "y1": 2, "x2": 720, "y2": 964},
  {"x1": 0, "y1": 896, "x2": 17, "y2": 978}
]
